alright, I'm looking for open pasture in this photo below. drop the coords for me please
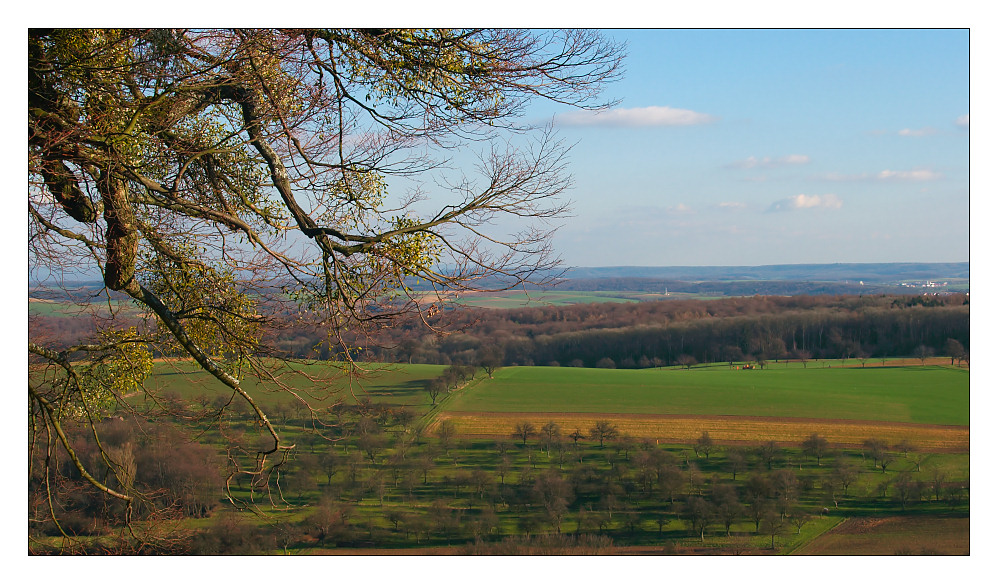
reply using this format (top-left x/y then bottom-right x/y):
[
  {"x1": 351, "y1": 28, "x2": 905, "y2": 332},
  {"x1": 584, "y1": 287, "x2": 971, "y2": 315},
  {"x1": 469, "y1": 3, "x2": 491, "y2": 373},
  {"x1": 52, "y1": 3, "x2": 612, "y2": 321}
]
[
  {"x1": 444, "y1": 364, "x2": 969, "y2": 425},
  {"x1": 28, "y1": 296, "x2": 140, "y2": 318},
  {"x1": 438, "y1": 364, "x2": 969, "y2": 450},
  {"x1": 143, "y1": 360, "x2": 446, "y2": 411}
]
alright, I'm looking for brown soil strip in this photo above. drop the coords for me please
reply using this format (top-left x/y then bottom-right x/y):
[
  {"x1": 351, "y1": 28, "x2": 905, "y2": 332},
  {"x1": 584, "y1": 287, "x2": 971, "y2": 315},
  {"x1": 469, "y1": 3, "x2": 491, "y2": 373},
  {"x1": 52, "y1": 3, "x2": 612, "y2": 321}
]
[
  {"x1": 311, "y1": 547, "x2": 461, "y2": 555},
  {"x1": 795, "y1": 515, "x2": 970, "y2": 555},
  {"x1": 431, "y1": 412, "x2": 969, "y2": 452}
]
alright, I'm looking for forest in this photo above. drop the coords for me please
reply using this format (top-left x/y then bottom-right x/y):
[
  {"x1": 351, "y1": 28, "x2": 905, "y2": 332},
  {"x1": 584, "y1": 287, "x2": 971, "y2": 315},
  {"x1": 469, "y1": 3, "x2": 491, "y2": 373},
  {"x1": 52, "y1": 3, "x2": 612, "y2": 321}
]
[
  {"x1": 268, "y1": 293, "x2": 971, "y2": 369},
  {"x1": 31, "y1": 292, "x2": 970, "y2": 369}
]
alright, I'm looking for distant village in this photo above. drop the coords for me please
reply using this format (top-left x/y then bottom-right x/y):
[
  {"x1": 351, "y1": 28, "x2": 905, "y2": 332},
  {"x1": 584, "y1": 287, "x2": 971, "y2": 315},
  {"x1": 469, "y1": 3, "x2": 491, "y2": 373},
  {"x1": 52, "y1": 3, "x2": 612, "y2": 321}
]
[
  {"x1": 851, "y1": 280, "x2": 965, "y2": 294},
  {"x1": 896, "y1": 281, "x2": 951, "y2": 288}
]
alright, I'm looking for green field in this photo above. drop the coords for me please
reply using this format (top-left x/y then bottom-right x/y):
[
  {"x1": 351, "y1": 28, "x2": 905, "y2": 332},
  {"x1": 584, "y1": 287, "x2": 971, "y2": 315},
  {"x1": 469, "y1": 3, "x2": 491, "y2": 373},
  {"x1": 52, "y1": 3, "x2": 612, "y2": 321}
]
[
  {"x1": 29, "y1": 297, "x2": 140, "y2": 317},
  {"x1": 144, "y1": 360, "x2": 447, "y2": 411},
  {"x1": 135, "y1": 360, "x2": 969, "y2": 427},
  {"x1": 443, "y1": 364, "x2": 969, "y2": 426}
]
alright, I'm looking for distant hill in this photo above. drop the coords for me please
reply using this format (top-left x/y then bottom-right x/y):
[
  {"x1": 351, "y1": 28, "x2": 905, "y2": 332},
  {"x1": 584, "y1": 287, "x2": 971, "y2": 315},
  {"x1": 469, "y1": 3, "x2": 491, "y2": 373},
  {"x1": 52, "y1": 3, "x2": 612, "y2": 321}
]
[
  {"x1": 32, "y1": 262, "x2": 970, "y2": 301},
  {"x1": 549, "y1": 278, "x2": 877, "y2": 296},
  {"x1": 535, "y1": 262, "x2": 970, "y2": 297}
]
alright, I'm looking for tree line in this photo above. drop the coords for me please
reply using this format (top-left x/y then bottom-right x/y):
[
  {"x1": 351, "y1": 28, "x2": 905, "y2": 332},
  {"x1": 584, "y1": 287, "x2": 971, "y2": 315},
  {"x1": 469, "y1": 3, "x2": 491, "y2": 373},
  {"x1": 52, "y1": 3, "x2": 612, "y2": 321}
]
[
  {"x1": 32, "y1": 292, "x2": 969, "y2": 370},
  {"x1": 286, "y1": 293, "x2": 970, "y2": 368}
]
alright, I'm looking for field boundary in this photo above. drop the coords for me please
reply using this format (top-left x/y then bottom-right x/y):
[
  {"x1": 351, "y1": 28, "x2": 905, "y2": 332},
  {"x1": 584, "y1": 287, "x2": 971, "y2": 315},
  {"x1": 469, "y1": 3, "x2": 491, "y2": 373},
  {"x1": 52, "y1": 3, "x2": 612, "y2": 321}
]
[{"x1": 788, "y1": 517, "x2": 847, "y2": 555}]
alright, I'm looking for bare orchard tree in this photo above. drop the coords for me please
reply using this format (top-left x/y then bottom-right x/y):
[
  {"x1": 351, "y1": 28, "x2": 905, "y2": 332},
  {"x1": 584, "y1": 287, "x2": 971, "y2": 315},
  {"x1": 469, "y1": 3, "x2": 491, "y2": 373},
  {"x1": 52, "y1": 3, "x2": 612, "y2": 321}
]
[
  {"x1": 512, "y1": 421, "x2": 537, "y2": 446},
  {"x1": 944, "y1": 338, "x2": 966, "y2": 366},
  {"x1": 759, "y1": 509, "x2": 786, "y2": 550},
  {"x1": 914, "y1": 345, "x2": 935, "y2": 366},
  {"x1": 693, "y1": 431, "x2": 714, "y2": 461},
  {"x1": 676, "y1": 354, "x2": 698, "y2": 370},
  {"x1": 727, "y1": 447, "x2": 747, "y2": 480},
  {"x1": 27, "y1": 28, "x2": 623, "y2": 551},
  {"x1": 681, "y1": 496, "x2": 715, "y2": 542},
  {"x1": 589, "y1": 420, "x2": 620, "y2": 449},
  {"x1": 540, "y1": 420, "x2": 562, "y2": 456},
  {"x1": 425, "y1": 377, "x2": 446, "y2": 406},
  {"x1": 801, "y1": 433, "x2": 830, "y2": 466}
]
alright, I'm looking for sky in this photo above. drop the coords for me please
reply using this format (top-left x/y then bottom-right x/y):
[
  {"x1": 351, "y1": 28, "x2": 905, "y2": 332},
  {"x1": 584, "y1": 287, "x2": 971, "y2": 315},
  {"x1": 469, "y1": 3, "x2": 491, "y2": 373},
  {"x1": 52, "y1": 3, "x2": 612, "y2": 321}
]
[{"x1": 523, "y1": 28, "x2": 970, "y2": 268}]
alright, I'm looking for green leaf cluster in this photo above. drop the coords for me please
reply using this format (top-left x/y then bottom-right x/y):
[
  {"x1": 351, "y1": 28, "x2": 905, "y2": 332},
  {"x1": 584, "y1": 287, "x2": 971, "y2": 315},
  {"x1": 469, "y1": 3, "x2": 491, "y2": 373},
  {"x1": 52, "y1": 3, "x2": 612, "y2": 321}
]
[
  {"x1": 74, "y1": 327, "x2": 153, "y2": 418},
  {"x1": 139, "y1": 244, "x2": 261, "y2": 374}
]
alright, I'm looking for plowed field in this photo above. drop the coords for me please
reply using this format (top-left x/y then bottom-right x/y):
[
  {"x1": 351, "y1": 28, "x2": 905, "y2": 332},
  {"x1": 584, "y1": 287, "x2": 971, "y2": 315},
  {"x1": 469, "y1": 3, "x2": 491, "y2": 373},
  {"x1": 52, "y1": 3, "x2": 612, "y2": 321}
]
[
  {"x1": 429, "y1": 411, "x2": 969, "y2": 452},
  {"x1": 794, "y1": 515, "x2": 970, "y2": 555}
]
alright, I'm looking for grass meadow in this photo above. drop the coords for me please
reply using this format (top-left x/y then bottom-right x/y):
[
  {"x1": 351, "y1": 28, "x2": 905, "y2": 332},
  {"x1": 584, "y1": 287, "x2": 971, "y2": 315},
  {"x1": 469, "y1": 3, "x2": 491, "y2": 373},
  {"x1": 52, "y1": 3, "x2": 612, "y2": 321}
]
[
  {"x1": 145, "y1": 360, "x2": 447, "y2": 411},
  {"x1": 443, "y1": 363, "x2": 969, "y2": 426},
  {"x1": 141, "y1": 359, "x2": 969, "y2": 450}
]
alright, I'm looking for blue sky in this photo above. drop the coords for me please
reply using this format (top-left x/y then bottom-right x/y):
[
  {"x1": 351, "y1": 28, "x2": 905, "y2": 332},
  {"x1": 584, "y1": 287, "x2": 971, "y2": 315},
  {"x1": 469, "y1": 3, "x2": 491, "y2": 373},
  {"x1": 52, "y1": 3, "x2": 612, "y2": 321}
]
[{"x1": 529, "y1": 29, "x2": 970, "y2": 267}]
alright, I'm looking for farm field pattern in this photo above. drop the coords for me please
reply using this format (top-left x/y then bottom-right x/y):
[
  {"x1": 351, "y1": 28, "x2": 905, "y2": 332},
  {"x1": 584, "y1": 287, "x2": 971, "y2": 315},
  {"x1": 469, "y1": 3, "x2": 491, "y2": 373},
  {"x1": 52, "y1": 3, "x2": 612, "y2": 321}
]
[
  {"x1": 146, "y1": 359, "x2": 969, "y2": 452},
  {"x1": 60, "y1": 358, "x2": 970, "y2": 555},
  {"x1": 435, "y1": 362, "x2": 969, "y2": 452}
]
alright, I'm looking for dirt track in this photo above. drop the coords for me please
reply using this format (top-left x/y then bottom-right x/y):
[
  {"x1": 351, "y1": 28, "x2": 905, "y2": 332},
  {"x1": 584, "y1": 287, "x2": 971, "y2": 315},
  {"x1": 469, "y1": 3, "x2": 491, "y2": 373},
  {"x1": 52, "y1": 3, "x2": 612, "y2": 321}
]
[{"x1": 432, "y1": 411, "x2": 969, "y2": 452}]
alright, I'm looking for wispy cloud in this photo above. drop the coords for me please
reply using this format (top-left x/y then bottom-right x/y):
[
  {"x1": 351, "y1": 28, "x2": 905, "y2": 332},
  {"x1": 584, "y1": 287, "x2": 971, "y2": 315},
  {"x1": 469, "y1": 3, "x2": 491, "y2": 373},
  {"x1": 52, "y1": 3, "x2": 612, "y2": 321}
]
[
  {"x1": 875, "y1": 169, "x2": 943, "y2": 181},
  {"x1": 898, "y1": 127, "x2": 936, "y2": 137},
  {"x1": 820, "y1": 168, "x2": 943, "y2": 182},
  {"x1": 557, "y1": 106, "x2": 716, "y2": 127},
  {"x1": 727, "y1": 154, "x2": 810, "y2": 169},
  {"x1": 956, "y1": 114, "x2": 969, "y2": 128},
  {"x1": 767, "y1": 194, "x2": 843, "y2": 212},
  {"x1": 716, "y1": 201, "x2": 748, "y2": 211}
]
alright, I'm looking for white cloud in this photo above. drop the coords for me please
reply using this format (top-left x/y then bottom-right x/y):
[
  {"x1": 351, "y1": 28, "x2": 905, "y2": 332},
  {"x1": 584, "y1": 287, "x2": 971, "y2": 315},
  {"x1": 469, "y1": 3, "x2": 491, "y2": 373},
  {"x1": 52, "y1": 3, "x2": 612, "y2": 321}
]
[
  {"x1": 669, "y1": 203, "x2": 694, "y2": 213},
  {"x1": 820, "y1": 168, "x2": 943, "y2": 182},
  {"x1": 557, "y1": 106, "x2": 716, "y2": 127},
  {"x1": 956, "y1": 114, "x2": 969, "y2": 128},
  {"x1": 716, "y1": 201, "x2": 748, "y2": 210},
  {"x1": 768, "y1": 194, "x2": 843, "y2": 212},
  {"x1": 898, "y1": 127, "x2": 936, "y2": 137},
  {"x1": 781, "y1": 154, "x2": 811, "y2": 165},
  {"x1": 875, "y1": 169, "x2": 943, "y2": 181},
  {"x1": 728, "y1": 154, "x2": 810, "y2": 169}
]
